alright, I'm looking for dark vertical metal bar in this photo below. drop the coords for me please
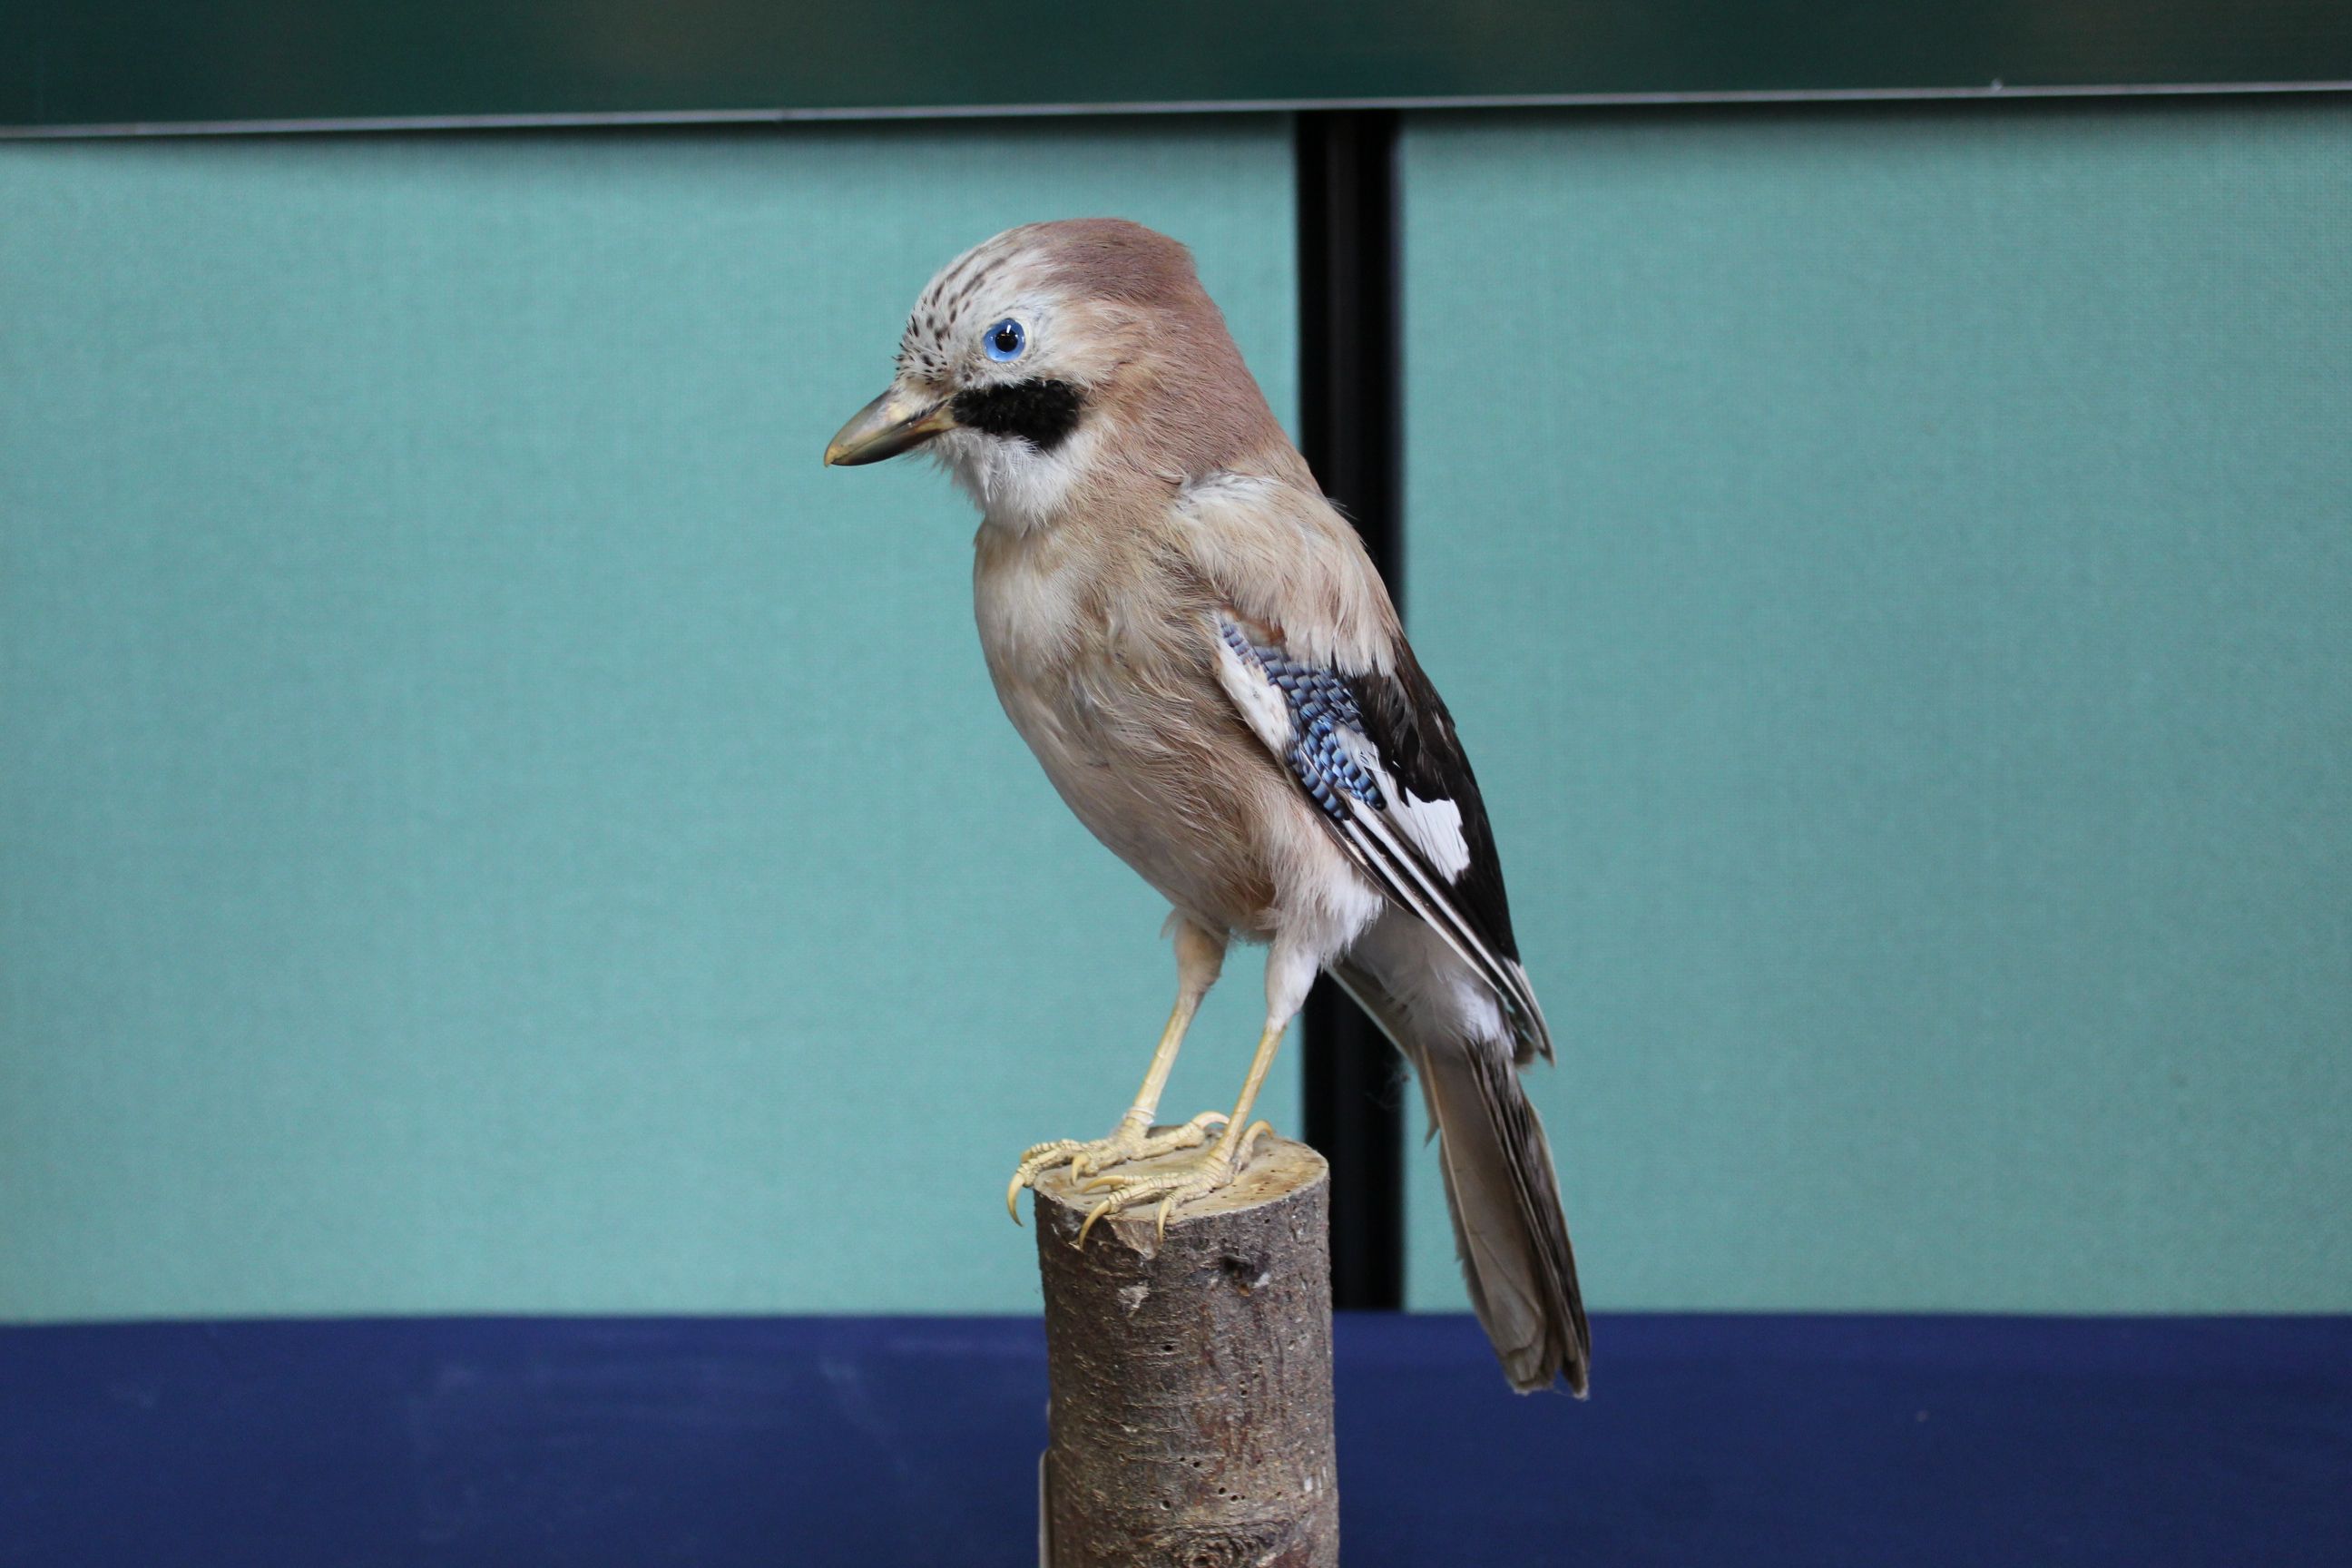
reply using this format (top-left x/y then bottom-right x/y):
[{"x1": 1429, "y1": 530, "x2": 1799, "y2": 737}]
[{"x1": 1295, "y1": 108, "x2": 1406, "y2": 1311}]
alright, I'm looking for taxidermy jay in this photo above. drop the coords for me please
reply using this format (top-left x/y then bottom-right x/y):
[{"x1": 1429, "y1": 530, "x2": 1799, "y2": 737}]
[{"x1": 827, "y1": 219, "x2": 1588, "y2": 1394}]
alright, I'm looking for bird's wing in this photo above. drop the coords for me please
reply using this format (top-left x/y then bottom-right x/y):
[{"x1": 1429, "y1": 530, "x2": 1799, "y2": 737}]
[{"x1": 1210, "y1": 615, "x2": 1553, "y2": 1063}]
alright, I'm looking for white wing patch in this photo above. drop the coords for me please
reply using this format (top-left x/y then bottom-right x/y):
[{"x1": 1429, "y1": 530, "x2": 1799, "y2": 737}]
[
  {"x1": 1396, "y1": 790, "x2": 1471, "y2": 879},
  {"x1": 1332, "y1": 727, "x2": 1471, "y2": 880}
]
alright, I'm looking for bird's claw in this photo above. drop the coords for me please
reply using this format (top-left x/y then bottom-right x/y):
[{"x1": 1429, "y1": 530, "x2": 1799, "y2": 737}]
[
  {"x1": 1004, "y1": 1111, "x2": 1228, "y2": 1222},
  {"x1": 1073, "y1": 1120, "x2": 1273, "y2": 1245}
]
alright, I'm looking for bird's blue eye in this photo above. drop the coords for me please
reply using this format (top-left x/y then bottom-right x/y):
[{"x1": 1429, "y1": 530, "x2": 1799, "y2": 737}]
[{"x1": 984, "y1": 318, "x2": 1026, "y2": 361}]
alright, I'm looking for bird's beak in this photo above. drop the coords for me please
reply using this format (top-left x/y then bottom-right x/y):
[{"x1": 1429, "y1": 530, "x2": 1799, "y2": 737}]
[{"x1": 824, "y1": 387, "x2": 958, "y2": 466}]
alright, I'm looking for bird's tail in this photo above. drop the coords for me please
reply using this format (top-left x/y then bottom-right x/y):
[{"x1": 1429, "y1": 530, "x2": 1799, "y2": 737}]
[
  {"x1": 1416, "y1": 1044, "x2": 1591, "y2": 1394},
  {"x1": 1335, "y1": 966, "x2": 1590, "y2": 1396}
]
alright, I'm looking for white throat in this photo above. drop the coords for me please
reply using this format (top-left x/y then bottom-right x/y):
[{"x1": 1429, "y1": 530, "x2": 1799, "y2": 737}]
[{"x1": 932, "y1": 421, "x2": 1102, "y2": 536}]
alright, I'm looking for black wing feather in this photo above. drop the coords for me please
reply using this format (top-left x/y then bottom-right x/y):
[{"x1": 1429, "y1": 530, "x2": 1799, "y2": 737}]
[{"x1": 1342, "y1": 644, "x2": 1522, "y2": 965}]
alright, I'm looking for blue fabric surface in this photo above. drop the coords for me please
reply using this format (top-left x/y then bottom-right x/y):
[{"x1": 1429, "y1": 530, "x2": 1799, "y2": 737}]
[{"x1": 3, "y1": 1313, "x2": 2345, "y2": 1566}]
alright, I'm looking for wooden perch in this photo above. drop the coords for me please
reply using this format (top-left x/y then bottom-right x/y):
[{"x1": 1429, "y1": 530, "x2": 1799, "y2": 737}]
[{"x1": 1033, "y1": 1134, "x2": 1338, "y2": 1568}]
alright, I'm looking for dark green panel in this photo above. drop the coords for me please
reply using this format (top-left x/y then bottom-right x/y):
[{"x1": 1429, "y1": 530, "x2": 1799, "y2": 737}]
[{"x1": 5, "y1": 0, "x2": 2349, "y2": 132}]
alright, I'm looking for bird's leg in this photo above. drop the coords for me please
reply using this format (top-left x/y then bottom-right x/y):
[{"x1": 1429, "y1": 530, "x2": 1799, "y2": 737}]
[
  {"x1": 1073, "y1": 940, "x2": 1316, "y2": 1241},
  {"x1": 1005, "y1": 918, "x2": 1228, "y2": 1220},
  {"x1": 1003, "y1": 990, "x2": 1223, "y2": 1216}
]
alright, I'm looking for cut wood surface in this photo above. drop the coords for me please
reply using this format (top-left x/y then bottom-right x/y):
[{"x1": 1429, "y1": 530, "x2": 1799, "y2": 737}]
[{"x1": 1034, "y1": 1134, "x2": 1338, "y2": 1568}]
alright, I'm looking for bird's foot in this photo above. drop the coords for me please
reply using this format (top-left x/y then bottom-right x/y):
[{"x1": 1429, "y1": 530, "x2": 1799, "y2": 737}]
[
  {"x1": 1004, "y1": 1110, "x2": 1228, "y2": 1221},
  {"x1": 1073, "y1": 1120, "x2": 1275, "y2": 1243}
]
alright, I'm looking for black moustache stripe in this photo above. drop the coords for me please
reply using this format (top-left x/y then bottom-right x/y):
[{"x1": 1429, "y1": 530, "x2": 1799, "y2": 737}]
[{"x1": 951, "y1": 378, "x2": 1083, "y2": 452}]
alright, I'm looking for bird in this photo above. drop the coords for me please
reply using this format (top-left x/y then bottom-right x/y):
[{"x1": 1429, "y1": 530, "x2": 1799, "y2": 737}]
[{"x1": 825, "y1": 218, "x2": 1589, "y2": 1394}]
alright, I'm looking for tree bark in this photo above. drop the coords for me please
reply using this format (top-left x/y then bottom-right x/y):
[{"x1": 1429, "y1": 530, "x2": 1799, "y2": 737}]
[{"x1": 1034, "y1": 1134, "x2": 1338, "y2": 1568}]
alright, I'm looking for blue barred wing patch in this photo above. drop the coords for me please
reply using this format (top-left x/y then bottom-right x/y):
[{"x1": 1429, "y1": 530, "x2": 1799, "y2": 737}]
[{"x1": 1218, "y1": 622, "x2": 1385, "y2": 820}]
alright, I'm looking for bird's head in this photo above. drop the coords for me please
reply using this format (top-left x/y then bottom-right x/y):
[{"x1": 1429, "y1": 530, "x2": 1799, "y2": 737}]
[{"x1": 825, "y1": 219, "x2": 1296, "y2": 529}]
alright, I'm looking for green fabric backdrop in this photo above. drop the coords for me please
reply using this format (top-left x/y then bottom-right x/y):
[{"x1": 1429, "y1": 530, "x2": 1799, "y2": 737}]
[
  {"x1": 4, "y1": 101, "x2": 2346, "y2": 1322},
  {"x1": 0, "y1": 120, "x2": 1299, "y2": 1318},
  {"x1": 1401, "y1": 99, "x2": 2351, "y2": 1312}
]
